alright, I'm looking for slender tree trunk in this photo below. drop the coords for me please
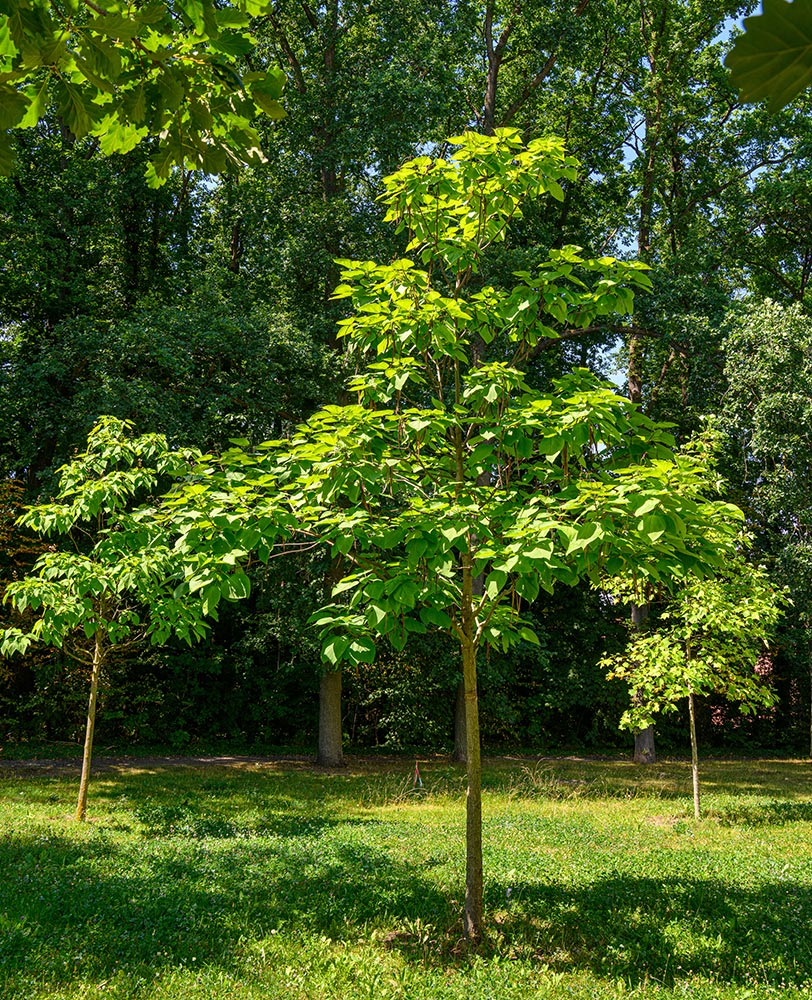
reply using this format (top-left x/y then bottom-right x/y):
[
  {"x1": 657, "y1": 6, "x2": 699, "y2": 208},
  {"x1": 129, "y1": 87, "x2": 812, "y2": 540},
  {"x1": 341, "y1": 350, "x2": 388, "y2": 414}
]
[
  {"x1": 453, "y1": 679, "x2": 467, "y2": 762},
  {"x1": 688, "y1": 689, "x2": 701, "y2": 820},
  {"x1": 317, "y1": 668, "x2": 344, "y2": 767},
  {"x1": 461, "y1": 637, "x2": 484, "y2": 943},
  {"x1": 454, "y1": 466, "x2": 490, "y2": 763},
  {"x1": 75, "y1": 633, "x2": 104, "y2": 822}
]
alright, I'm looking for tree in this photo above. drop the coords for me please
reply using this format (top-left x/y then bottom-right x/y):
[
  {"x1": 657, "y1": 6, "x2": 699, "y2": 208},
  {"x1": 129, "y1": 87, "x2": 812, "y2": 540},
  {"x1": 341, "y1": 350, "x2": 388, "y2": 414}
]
[
  {"x1": 0, "y1": 417, "x2": 232, "y2": 820},
  {"x1": 604, "y1": 554, "x2": 784, "y2": 818},
  {"x1": 0, "y1": 0, "x2": 284, "y2": 182},
  {"x1": 720, "y1": 299, "x2": 812, "y2": 752},
  {"x1": 172, "y1": 130, "x2": 745, "y2": 941}
]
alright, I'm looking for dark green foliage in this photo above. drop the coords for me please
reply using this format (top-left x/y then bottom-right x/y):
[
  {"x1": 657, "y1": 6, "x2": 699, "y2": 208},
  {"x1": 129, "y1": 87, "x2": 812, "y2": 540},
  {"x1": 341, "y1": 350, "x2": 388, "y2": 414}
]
[
  {"x1": 0, "y1": 0, "x2": 284, "y2": 181},
  {"x1": 5, "y1": 0, "x2": 812, "y2": 762}
]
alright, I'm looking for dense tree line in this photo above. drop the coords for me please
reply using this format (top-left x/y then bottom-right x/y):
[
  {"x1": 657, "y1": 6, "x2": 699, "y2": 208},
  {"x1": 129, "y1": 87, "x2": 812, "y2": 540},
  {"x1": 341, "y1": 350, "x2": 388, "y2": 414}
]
[{"x1": 2, "y1": 0, "x2": 812, "y2": 759}]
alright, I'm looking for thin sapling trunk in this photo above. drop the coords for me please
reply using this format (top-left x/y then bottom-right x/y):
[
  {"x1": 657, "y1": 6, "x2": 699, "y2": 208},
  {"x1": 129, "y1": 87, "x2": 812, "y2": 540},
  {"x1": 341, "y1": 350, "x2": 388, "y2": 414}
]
[
  {"x1": 688, "y1": 689, "x2": 701, "y2": 820},
  {"x1": 461, "y1": 637, "x2": 484, "y2": 943},
  {"x1": 76, "y1": 629, "x2": 104, "y2": 822},
  {"x1": 453, "y1": 679, "x2": 467, "y2": 762}
]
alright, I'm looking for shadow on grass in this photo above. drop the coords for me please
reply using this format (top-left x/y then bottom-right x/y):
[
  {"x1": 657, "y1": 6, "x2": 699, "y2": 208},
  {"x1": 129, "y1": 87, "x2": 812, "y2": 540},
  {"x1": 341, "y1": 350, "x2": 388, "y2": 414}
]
[
  {"x1": 3, "y1": 764, "x2": 812, "y2": 992},
  {"x1": 1, "y1": 822, "x2": 811, "y2": 990},
  {"x1": 484, "y1": 874, "x2": 812, "y2": 986},
  {"x1": 0, "y1": 827, "x2": 453, "y2": 988}
]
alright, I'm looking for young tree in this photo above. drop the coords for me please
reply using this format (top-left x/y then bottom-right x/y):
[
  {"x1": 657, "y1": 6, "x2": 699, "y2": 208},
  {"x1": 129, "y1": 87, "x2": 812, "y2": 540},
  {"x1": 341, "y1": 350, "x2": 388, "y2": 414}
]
[
  {"x1": 0, "y1": 417, "x2": 237, "y2": 821},
  {"x1": 172, "y1": 130, "x2": 745, "y2": 942},
  {"x1": 603, "y1": 556, "x2": 785, "y2": 819}
]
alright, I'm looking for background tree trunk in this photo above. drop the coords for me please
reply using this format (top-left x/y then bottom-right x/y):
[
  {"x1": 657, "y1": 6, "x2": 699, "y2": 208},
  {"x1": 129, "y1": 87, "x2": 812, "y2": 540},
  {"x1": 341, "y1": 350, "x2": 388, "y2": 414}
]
[
  {"x1": 633, "y1": 726, "x2": 656, "y2": 764},
  {"x1": 317, "y1": 668, "x2": 344, "y2": 767}
]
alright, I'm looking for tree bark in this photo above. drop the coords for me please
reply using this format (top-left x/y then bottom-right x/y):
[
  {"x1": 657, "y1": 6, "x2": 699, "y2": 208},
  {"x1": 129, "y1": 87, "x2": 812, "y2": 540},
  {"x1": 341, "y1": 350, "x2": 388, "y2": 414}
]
[
  {"x1": 453, "y1": 678, "x2": 467, "y2": 762},
  {"x1": 633, "y1": 726, "x2": 656, "y2": 764},
  {"x1": 317, "y1": 668, "x2": 344, "y2": 767},
  {"x1": 454, "y1": 464, "x2": 490, "y2": 762},
  {"x1": 75, "y1": 632, "x2": 103, "y2": 822},
  {"x1": 688, "y1": 689, "x2": 701, "y2": 820}
]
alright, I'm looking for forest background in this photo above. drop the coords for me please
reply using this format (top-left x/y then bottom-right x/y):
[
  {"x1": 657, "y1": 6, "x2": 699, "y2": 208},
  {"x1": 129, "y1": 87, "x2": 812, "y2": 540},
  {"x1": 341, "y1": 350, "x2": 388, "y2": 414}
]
[{"x1": 1, "y1": 0, "x2": 810, "y2": 762}]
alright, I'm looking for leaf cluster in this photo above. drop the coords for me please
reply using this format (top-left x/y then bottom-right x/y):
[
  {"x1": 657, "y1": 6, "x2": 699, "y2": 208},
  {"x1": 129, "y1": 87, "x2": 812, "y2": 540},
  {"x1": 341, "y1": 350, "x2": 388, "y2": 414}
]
[
  {"x1": 0, "y1": 0, "x2": 284, "y2": 182},
  {"x1": 0, "y1": 416, "x2": 222, "y2": 664},
  {"x1": 603, "y1": 555, "x2": 787, "y2": 732},
  {"x1": 169, "y1": 131, "x2": 748, "y2": 671}
]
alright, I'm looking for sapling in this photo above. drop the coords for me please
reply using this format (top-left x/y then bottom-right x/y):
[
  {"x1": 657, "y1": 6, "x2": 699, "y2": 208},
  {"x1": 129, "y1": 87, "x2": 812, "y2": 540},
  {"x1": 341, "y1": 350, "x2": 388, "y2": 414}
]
[
  {"x1": 0, "y1": 418, "x2": 245, "y2": 820},
  {"x1": 603, "y1": 555, "x2": 785, "y2": 818}
]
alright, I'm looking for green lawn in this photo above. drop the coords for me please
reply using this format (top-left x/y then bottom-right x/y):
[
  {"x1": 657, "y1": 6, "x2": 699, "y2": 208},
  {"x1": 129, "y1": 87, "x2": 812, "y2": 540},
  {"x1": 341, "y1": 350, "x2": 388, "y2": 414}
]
[{"x1": 2, "y1": 755, "x2": 812, "y2": 999}]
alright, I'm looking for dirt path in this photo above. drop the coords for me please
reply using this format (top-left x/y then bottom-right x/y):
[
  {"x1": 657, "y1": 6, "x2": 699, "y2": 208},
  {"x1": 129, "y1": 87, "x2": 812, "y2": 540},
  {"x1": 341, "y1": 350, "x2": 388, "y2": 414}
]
[
  {"x1": 0, "y1": 754, "x2": 316, "y2": 775},
  {"x1": 0, "y1": 751, "x2": 625, "y2": 776}
]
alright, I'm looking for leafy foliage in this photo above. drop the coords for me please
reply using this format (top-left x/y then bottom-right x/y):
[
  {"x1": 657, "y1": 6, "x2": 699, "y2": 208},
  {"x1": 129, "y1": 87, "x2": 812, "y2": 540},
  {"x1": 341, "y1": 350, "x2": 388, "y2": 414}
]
[
  {"x1": 0, "y1": 0, "x2": 284, "y2": 183},
  {"x1": 174, "y1": 131, "x2": 745, "y2": 669},
  {"x1": 166, "y1": 129, "x2": 750, "y2": 938},
  {"x1": 0, "y1": 417, "x2": 217, "y2": 659},
  {"x1": 604, "y1": 556, "x2": 785, "y2": 733}
]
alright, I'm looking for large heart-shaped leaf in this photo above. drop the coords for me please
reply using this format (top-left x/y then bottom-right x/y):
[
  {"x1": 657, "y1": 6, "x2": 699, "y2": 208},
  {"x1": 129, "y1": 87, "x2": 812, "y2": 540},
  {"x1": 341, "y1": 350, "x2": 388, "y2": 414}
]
[{"x1": 726, "y1": 0, "x2": 812, "y2": 111}]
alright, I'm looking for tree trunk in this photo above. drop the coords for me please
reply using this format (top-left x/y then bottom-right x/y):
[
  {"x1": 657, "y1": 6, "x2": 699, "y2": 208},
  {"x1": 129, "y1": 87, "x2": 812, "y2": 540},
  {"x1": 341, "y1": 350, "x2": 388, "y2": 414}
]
[
  {"x1": 317, "y1": 668, "x2": 344, "y2": 767},
  {"x1": 454, "y1": 469, "x2": 489, "y2": 763},
  {"x1": 633, "y1": 726, "x2": 656, "y2": 764},
  {"x1": 453, "y1": 679, "x2": 467, "y2": 762},
  {"x1": 461, "y1": 637, "x2": 484, "y2": 943},
  {"x1": 688, "y1": 689, "x2": 701, "y2": 820},
  {"x1": 75, "y1": 634, "x2": 103, "y2": 822}
]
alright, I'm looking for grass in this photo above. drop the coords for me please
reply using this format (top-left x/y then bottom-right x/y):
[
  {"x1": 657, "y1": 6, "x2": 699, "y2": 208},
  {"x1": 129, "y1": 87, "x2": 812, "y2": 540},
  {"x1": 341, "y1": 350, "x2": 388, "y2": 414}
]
[{"x1": 2, "y1": 755, "x2": 812, "y2": 999}]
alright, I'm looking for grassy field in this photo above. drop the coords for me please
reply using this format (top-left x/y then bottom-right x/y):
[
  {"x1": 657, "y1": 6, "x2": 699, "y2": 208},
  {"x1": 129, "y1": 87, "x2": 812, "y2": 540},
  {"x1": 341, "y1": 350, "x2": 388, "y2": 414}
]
[{"x1": 1, "y1": 754, "x2": 812, "y2": 999}]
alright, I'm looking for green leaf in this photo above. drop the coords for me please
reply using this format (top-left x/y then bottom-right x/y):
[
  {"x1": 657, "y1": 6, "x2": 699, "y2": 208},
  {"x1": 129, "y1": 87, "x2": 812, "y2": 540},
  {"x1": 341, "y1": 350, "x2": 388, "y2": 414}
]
[
  {"x1": 18, "y1": 81, "x2": 48, "y2": 128},
  {"x1": 250, "y1": 79, "x2": 285, "y2": 119},
  {"x1": 419, "y1": 606, "x2": 452, "y2": 628},
  {"x1": 0, "y1": 85, "x2": 29, "y2": 129},
  {"x1": 633, "y1": 497, "x2": 661, "y2": 517},
  {"x1": 88, "y1": 13, "x2": 144, "y2": 40},
  {"x1": 54, "y1": 80, "x2": 95, "y2": 138},
  {"x1": 225, "y1": 570, "x2": 251, "y2": 600},
  {"x1": 347, "y1": 637, "x2": 376, "y2": 663},
  {"x1": 97, "y1": 118, "x2": 147, "y2": 156},
  {"x1": 323, "y1": 635, "x2": 349, "y2": 665},
  {"x1": 726, "y1": 0, "x2": 812, "y2": 111}
]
